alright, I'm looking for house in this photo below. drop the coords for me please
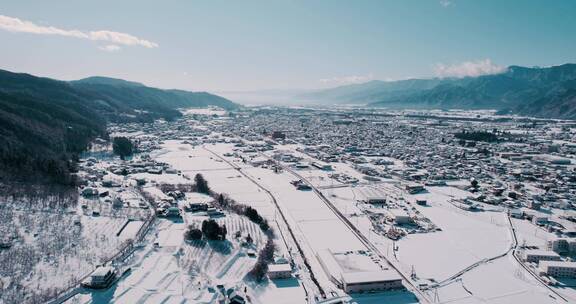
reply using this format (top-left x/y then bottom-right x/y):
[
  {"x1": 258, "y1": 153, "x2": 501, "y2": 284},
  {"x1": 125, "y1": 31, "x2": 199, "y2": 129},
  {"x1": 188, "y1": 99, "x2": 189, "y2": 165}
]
[
  {"x1": 82, "y1": 187, "x2": 98, "y2": 197},
  {"x1": 527, "y1": 200, "x2": 542, "y2": 210},
  {"x1": 186, "y1": 203, "x2": 209, "y2": 212},
  {"x1": 207, "y1": 208, "x2": 225, "y2": 218},
  {"x1": 227, "y1": 290, "x2": 246, "y2": 304},
  {"x1": 405, "y1": 183, "x2": 425, "y2": 194},
  {"x1": 271, "y1": 131, "x2": 286, "y2": 140},
  {"x1": 532, "y1": 215, "x2": 548, "y2": 226},
  {"x1": 267, "y1": 263, "x2": 292, "y2": 279},
  {"x1": 164, "y1": 206, "x2": 181, "y2": 217},
  {"x1": 135, "y1": 178, "x2": 147, "y2": 186},
  {"x1": 311, "y1": 161, "x2": 333, "y2": 171},
  {"x1": 366, "y1": 197, "x2": 386, "y2": 205},
  {"x1": 508, "y1": 209, "x2": 523, "y2": 219},
  {"x1": 102, "y1": 179, "x2": 121, "y2": 187},
  {"x1": 147, "y1": 167, "x2": 163, "y2": 174},
  {"x1": 291, "y1": 180, "x2": 312, "y2": 190},
  {"x1": 389, "y1": 209, "x2": 412, "y2": 225},
  {"x1": 82, "y1": 266, "x2": 116, "y2": 289},
  {"x1": 112, "y1": 197, "x2": 124, "y2": 208}
]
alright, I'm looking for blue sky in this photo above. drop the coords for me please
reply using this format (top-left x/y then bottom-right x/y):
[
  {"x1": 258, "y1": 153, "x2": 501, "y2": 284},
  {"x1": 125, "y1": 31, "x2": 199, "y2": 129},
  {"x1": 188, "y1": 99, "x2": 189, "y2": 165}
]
[{"x1": 0, "y1": 0, "x2": 575, "y2": 91}]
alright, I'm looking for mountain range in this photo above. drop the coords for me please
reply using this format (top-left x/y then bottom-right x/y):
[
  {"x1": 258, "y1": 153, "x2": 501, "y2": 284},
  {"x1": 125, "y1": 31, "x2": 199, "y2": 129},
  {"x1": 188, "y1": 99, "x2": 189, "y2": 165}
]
[
  {"x1": 301, "y1": 64, "x2": 576, "y2": 119},
  {"x1": 0, "y1": 69, "x2": 238, "y2": 185}
]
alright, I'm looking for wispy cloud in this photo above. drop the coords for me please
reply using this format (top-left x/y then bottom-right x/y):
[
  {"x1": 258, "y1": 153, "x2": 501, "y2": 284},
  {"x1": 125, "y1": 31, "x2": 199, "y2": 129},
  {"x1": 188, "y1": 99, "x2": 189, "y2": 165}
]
[
  {"x1": 440, "y1": 0, "x2": 452, "y2": 7},
  {"x1": 320, "y1": 74, "x2": 374, "y2": 85},
  {"x1": 0, "y1": 15, "x2": 158, "y2": 49},
  {"x1": 433, "y1": 59, "x2": 506, "y2": 78},
  {"x1": 99, "y1": 45, "x2": 121, "y2": 52}
]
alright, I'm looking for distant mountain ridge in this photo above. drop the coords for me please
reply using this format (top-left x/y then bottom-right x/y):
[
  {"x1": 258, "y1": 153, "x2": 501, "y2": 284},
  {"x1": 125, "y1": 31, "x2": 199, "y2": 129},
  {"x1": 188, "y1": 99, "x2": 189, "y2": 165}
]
[
  {"x1": 0, "y1": 69, "x2": 239, "y2": 184},
  {"x1": 73, "y1": 76, "x2": 146, "y2": 87},
  {"x1": 69, "y1": 76, "x2": 239, "y2": 120},
  {"x1": 301, "y1": 64, "x2": 576, "y2": 119}
]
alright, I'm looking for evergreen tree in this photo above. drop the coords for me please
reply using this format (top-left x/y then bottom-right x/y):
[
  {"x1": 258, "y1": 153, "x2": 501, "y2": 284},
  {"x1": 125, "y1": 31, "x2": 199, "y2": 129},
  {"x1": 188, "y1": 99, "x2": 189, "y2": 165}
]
[
  {"x1": 195, "y1": 174, "x2": 210, "y2": 194},
  {"x1": 112, "y1": 137, "x2": 134, "y2": 160}
]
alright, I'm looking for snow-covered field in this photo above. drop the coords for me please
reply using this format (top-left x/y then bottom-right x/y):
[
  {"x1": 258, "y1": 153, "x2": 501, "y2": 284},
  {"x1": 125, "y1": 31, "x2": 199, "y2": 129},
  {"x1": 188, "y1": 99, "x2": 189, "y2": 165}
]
[
  {"x1": 0, "y1": 199, "x2": 144, "y2": 303},
  {"x1": 318, "y1": 178, "x2": 571, "y2": 303},
  {"x1": 68, "y1": 140, "x2": 310, "y2": 304},
  {"x1": 27, "y1": 115, "x2": 576, "y2": 304},
  {"x1": 69, "y1": 213, "x2": 269, "y2": 304}
]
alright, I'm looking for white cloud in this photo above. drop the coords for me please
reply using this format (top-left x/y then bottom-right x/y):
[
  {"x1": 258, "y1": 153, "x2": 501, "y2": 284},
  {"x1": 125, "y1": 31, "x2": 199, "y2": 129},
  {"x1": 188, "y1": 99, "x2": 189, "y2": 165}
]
[
  {"x1": 0, "y1": 15, "x2": 158, "y2": 48},
  {"x1": 320, "y1": 74, "x2": 374, "y2": 85},
  {"x1": 99, "y1": 45, "x2": 121, "y2": 52},
  {"x1": 433, "y1": 59, "x2": 506, "y2": 78},
  {"x1": 440, "y1": 0, "x2": 452, "y2": 7}
]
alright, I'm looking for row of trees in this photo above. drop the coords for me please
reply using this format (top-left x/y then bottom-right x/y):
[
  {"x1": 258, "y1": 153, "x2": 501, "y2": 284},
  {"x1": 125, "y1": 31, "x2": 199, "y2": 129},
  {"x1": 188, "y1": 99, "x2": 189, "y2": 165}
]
[
  {"x1": 187, "y1": 174, "x2": 277, "y2": 282},
  {"x1": 244, "y1": 206, "x2": 270, "y2": 232},
  {"x1": 247, "y1": 239, "x2": 276, "y2": 282},
  {"x1": 454, "y1": 130, "x2": 499, "y2": 142},
  {"x1": 193, "y1": 174, "x2": 270, "y2": 233}
]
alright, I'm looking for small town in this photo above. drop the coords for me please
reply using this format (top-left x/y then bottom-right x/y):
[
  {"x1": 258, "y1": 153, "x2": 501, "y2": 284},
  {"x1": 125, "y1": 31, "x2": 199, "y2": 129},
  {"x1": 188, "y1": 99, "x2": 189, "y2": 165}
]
[
  {"x1": 3, "y1": 105, "x2": 575, "y2": 304},
  {"x1": 1, "y1": 1, "x2": 576, "y2": 304}
]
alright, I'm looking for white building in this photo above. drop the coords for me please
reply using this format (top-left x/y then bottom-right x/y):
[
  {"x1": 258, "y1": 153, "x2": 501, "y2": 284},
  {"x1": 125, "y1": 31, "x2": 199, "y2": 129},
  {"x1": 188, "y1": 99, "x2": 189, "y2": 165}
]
[
  {"x1": 539, "y1": 261, "x2": 576, "y2": 278},
  {"x1": 532, "y1": 215, "x2": 548, "y2": 226},
  {"x1": 388, "y1": 209, "x2": 412, "y2": 225},
  {"x1": 267, "y1": 263, "x2": 292, "y2": 279},
  {"x1": 311, "y1": 161, "x2": 333, "y2": 171},
  {"x1": 547, "y1": 238, "x2": 576, "y2": 255},
  {"x1": 82, "y1": 266, "x2": 116, "y2": 289},
  {"x1": 508, "y1": 209, "x2": 523, "y2": 218},
  {"x1": 341, "y1": 271, "x2": 403, "y2": 293},
  {"x1": 317, "y1": 249, "x2": 404, "y2": 293},
  {"x1": 523, "y1": 249, "x2": 561, "y2": 263}
]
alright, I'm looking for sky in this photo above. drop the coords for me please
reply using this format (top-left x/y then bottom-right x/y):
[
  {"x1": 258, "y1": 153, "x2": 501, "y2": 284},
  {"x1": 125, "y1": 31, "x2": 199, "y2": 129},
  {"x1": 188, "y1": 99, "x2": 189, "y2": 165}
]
[{"x1": 1, "y1": 0, "x2": 575, "y2": 92}]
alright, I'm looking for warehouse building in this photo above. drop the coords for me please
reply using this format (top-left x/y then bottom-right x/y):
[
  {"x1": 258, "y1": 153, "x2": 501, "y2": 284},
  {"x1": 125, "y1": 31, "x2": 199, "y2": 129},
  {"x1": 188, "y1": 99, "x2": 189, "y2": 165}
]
[
  {"x1": 317, "y1": 249, "x2": 403, "y2": 293},
  {"x1": 341, "y1": 271, "x2": 403, "y2": 293}
]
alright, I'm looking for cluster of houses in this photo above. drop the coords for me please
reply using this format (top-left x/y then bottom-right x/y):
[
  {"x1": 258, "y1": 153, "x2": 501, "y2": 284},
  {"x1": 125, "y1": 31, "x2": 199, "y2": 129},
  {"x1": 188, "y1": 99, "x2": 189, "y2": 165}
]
[{"x1": 217, "y1": 111, "x2": 574, "y2": 217}]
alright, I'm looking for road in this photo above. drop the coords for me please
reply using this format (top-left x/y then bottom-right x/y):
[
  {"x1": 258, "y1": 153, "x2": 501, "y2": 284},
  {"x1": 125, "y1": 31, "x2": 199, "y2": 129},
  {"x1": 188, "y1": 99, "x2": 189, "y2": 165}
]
[
  {"x1": 264, "y1": 153, "x2": 430, "y2": 304},
  {"x1": 203, "y1": 146, "x2": 328, "y2": 302},
  {"x1": 507, "y1": 216, "x2": 569, "y2": 302}
]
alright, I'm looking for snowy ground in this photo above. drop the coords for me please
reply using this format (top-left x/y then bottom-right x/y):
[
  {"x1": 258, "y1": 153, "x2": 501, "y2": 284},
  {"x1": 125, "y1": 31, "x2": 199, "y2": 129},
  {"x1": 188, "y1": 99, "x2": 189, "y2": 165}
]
[
  {"x1": 42, "y1": 116, "x2": 576, "y2": 304},
  {"x1": 68, "y1": 140, "x2": 309, "y2": 304},
  {"x1": 69, "y1": 213, "x2": 270, "y2": 304},
  {"x1": 0, "y1": 198, "x2": 146, "y2": 303},
  {"x1": 318, "y1": 177, "x2": 570, "y2": 303}
]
